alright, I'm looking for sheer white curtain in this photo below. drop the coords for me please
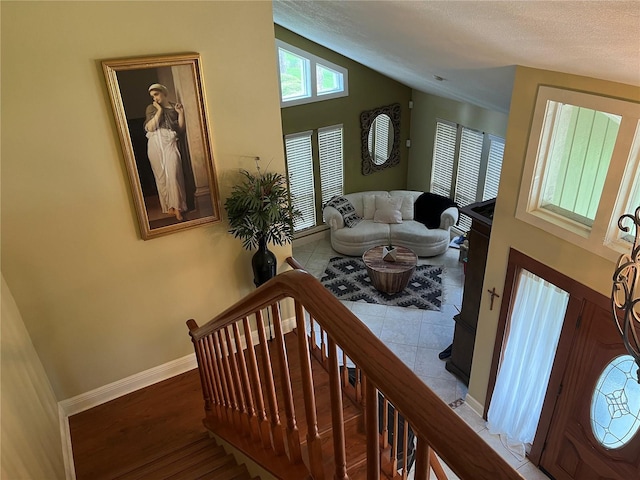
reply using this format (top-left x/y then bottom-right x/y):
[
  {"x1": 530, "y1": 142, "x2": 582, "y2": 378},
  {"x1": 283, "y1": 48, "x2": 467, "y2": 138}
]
[{"x1": 487, "y1": 269, "x2": 570, "y2": 458}]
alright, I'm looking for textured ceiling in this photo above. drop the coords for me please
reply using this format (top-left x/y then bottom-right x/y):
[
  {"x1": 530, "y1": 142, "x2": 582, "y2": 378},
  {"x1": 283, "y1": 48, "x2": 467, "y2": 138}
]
[{"x1": 273, "y1": 1, "x2": 640, "y2": 113}]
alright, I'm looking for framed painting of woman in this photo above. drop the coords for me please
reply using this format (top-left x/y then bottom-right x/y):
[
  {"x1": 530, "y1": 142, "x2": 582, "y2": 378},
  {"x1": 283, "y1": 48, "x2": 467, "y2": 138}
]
[{"x1": 102, "y1": 53, "x2": 221, "y2": 239}]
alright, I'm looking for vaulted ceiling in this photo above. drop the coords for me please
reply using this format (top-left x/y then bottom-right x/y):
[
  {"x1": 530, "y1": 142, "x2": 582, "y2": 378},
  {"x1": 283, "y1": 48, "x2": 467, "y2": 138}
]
[{"x1": 273, "y1": 1, "x2": 640, "y2": 113}]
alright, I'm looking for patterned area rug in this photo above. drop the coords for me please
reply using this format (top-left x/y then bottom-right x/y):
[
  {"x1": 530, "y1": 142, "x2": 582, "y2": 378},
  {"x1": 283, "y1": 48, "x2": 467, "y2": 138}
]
[{"x1": 321, "y1": 256, "x2": 444, "y2": 311}]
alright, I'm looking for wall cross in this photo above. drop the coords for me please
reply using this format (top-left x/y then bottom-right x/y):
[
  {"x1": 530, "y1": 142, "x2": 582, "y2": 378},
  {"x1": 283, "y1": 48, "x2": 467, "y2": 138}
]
[{"x1": 487, "y1": 287, "x2": 500, "y2": 311}]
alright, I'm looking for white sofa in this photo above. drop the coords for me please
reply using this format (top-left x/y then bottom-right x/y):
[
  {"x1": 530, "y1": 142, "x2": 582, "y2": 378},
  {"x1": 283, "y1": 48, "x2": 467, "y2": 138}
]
[{"x1": 323, "y1": 190, "x2": 458, "y2": 257}]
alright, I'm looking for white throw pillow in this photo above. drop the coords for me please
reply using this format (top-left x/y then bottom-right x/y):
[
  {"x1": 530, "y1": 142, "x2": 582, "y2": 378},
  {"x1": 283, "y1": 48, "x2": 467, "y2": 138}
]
[
  {"x1": 363, "y1": 195, "x2": 376, "y2": 220},
  {"x1": 374, "y1": 208, "x2": 403, "y2": 224},
  {"x1": 375, "y1": 195, "x2": 402, "y2": 212}
]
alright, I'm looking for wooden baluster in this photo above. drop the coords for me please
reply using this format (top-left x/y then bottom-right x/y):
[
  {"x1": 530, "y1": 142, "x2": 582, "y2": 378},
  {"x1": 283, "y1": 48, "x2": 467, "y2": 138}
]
[
  {"x1": 320, "y1": 326, "x2": 328, "y2": 366},
  {"x1": 381, "y1": 398, "x2": 389, "y2": 449},
  {"x1": 401, "y1": 418, "x2": 409, "y2": 480},
  {"x1": 294, "y1": 300, "x2": 324, "y2": 479},
  {"x1": 187, "y1": 321, "x2": 214, "y2": 414},
  {"x1": 217, "y1": 330, "x2": 241, "y2": 428},
  {"x1": 225, "y1": 325, "x2": 250, "y2": 435},
  {"x1": 200, "y1": 336, "x2": 222, "y2": 417},
  {"x1": 242, "y1": 317, "x2": 271, "y2": 449},
  {"x1": 328, "y1": 337, "x2": 348, "y2": 480},
  {"x1": 341, "y1": 350, "x2": 349, "y2": 390},
  {"x1": 233, "y1": 321, "x2": 259, "y2": 441},
  {"x1": 191, "y1": 338, "x2": 213, "y2": 412},
  {"x1": 207, "y1": 337, "x2": 226, "y2": 418},
  {"x1": 210, "y1": 334, "x2": 232, "y2": 423},
  {"x1": 271, "y1": 304, "x2": 302, "y2": 463},
  {"x1": 309, "y1": 313, "x2": 317, "y2": 353},
  {"x1": 429, "y1": 449, "x2": 448, "y2": 480},
  {"x1": 378, "y1": 397, "x2": 391, "y2": 477},
  {"x1": 414, "y1": 438, "x2": 431, "y2": 480},
  {"x1": 365, "y1": 376, "x2": 380, "y2": 480},
  {"x1": 390, "y1": 407, "x2": 399, "y2": 473},
  {"x1": 355, "y1": 367, "x2": 363, "y2": 404},
  {"x1": 256, "y1": 309, "x2": 286, "y2": 455}
]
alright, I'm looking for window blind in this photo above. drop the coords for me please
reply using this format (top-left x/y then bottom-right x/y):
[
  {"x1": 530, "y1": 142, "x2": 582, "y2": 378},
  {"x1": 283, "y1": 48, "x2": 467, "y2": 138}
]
[
  {"x1": 431, "y1": 121, "x2": 457, "y2": 198},
  {"x1": 431, "y1": 120, "x2": 505, "y2": 232},
  {"x1": 285, "y1": 131, "x2": 315, "y2": 231},
  {"x1": 484, "y1": 137, "x2": 505, "y2": 201},
  {"x1": 318, "y1": 125, "x2": 344, "y2": 206},
  {"x1": 455, "y1": 127, "x2": 484, "y2": 231}
]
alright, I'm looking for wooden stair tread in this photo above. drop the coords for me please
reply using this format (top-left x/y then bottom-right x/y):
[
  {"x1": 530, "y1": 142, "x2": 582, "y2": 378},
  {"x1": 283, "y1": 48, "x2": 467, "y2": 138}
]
[
  {"x1": 205, "y1": 417, "x2": 310, "y2": 480},
  {"x1": 164, "y1": 454, "x2": 236, "y2": 479},
  {"x1": 114, "y1": 435, "x2": 223, "y2": 479},
  {"x1": 113, "y1": 433, "x2": 253, "y2": 480},
  {"x1": 318, "y1": 414, "x2": 369, "y2": 479}
]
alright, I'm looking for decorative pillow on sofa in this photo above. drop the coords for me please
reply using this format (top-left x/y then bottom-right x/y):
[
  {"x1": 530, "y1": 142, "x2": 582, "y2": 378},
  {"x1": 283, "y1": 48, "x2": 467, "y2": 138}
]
[
  {"x1": 325, "y1": 195, "x2": 362, "y2": 228},
  {"x1": 363, "y1": 195, "x2": 377, "y2": 220},
  {"x1": 414, "y1": 192, "x2": 458, "y2": 229},
  {"x1": 374, "y1": 208, "x2": 403, "y2": 224},
  {"x1": 375, "y1": 195, "x2": 403, "y2": 212}
]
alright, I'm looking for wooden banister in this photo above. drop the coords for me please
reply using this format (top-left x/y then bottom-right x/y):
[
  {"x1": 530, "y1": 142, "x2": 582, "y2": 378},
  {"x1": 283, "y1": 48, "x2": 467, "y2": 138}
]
[
  {"x1": 286, "y1": 256, "x2": 305, "y2": 270},
  {"x1": 187, "y1": 267, "x2": 523, "y2": 480}
]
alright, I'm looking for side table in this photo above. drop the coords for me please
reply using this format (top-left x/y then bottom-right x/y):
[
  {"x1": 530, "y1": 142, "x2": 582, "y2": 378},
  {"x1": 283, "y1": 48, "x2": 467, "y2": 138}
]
[{"x1": 363, "y1": 246, "x2": 418, "y2": 295}]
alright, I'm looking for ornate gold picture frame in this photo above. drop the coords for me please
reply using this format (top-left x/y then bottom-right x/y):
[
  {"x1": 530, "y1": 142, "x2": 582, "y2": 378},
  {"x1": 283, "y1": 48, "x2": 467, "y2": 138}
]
[{"x1": 103, "y1": 53, "x2": 221, "y2": 240}]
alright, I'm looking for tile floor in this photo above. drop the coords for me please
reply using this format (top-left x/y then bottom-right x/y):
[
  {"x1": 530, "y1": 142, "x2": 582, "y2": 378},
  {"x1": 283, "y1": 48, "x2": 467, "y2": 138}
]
[{"x1": 292, "y1": 235, "x2": 550, "y2": 480}]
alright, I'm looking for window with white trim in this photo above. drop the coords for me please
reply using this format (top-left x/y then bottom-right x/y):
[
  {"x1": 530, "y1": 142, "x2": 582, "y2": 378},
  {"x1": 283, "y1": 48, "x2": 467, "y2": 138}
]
[
  {"x1": 285, "y1": 125, "x2": 344, "y2": 232},
  {"x1": 516, "y1": 86, "x2": 640, "y2": 259},
  {"x1": 430, "y1": 120, "x2": 505, "y2": 231},
  {"x1": 276, "y1": 40, "x2": 348, "y2": 107}
]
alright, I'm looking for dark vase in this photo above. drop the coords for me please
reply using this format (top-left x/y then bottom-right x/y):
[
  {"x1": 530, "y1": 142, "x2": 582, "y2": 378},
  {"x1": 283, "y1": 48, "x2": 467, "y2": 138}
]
[{"x1": 252, "y1": 236, "x2": 277, "y2": 287}]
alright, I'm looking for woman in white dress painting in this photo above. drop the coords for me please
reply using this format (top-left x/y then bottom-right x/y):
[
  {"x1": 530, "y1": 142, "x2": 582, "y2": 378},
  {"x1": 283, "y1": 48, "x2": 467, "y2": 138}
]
[{"x1": 144, "y1": 83, "x2": 187, "y2": 222}]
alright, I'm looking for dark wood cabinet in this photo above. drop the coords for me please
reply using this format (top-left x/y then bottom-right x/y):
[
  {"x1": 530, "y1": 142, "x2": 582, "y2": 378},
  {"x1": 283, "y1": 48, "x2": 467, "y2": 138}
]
[{"x1": 446, "y1": 199, "x2": 495, "y2": 385}]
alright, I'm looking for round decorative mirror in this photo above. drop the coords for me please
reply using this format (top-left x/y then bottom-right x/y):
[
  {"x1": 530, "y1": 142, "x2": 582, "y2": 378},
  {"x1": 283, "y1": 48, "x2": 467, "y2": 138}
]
[
  {"x1": 368, "y1": 114, "x2": 394, "y2": 165},
  {"x1": 361, "y1": 103, "x2": 401, "y2": 175}
]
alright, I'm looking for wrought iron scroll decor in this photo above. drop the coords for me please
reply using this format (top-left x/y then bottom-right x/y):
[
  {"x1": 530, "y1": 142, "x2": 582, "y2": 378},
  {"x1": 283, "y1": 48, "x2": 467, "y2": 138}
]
[{"x1": 612, "y1": 206, "x2": 640, "y2": 382}]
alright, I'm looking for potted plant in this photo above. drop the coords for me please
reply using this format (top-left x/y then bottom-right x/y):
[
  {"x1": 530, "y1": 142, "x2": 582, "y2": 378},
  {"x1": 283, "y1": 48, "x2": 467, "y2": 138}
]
[{"x1": 225, "y1": 166, "x2": 301, "y2": 287}]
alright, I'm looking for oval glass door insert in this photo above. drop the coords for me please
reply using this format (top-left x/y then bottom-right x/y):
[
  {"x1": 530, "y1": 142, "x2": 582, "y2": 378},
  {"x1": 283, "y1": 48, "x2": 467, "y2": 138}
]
[{"x1": 590, "y1": 354, "x2": 640, "y2": 449}]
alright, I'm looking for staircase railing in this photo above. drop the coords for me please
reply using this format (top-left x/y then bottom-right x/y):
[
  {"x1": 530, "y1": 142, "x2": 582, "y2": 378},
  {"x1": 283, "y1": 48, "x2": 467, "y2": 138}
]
[{"x1": 187, "y1": 264, "x2": 524, "y2": 479}]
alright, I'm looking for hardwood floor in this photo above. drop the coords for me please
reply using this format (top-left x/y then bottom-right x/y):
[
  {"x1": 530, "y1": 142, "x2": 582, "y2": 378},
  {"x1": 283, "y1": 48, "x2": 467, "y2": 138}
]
[{"x1": 69, "y1": 369, "x2": 253, "y2": 479}]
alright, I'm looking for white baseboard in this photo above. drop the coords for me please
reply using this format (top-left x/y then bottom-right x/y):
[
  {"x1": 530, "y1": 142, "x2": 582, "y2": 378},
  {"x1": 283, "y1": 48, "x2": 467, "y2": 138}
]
[
  {"x1": 293, "y1": 226, "x2": 330, "y2": 245},
  {"x1": 59, "y1": 353, "x2": 198, "y2": 417},
  {"x1": 465, "y1": 394, "x2": 485, "y2": 418}
]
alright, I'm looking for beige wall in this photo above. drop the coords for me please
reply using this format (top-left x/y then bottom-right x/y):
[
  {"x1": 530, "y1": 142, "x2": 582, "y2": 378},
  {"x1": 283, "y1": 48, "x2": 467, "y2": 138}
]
[
  {"x1": 468, "y1": 66, "x2": 640, "y2": 409},
  {"x1": 1, "y1": 276, "x2": 66, "y2": 479},
  {"x1": 1, "y1": 1, "x2": 289, "y2": 400},
  {"x1": 407, "y1": 91, "x2": 509, "y2": 192}
]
